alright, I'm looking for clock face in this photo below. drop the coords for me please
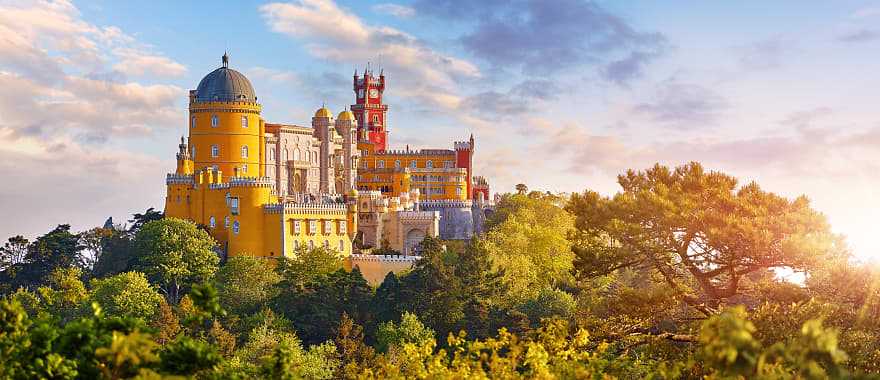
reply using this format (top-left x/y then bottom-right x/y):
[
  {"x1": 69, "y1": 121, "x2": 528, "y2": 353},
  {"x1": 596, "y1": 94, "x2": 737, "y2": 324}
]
[{"x1": 369, "y1": 89, "x2": 379, "y2": 98}]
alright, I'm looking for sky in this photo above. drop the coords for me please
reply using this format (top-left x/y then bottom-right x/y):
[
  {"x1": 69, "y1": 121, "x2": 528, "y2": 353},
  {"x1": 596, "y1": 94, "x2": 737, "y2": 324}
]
[{"x1": 2, "y1": 0, "x2": 880, "y2": 261}]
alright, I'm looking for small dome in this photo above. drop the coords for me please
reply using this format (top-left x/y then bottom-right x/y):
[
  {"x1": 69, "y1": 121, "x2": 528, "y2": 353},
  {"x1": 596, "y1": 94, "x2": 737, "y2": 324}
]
[
  {"x1": 337, "y1": 110, "x2": 355, "y2": 121},
  {"x1": 194, "y1": 54, "x2": 256, "y2": 103},
  {"x1": 315, "y1": 107, "x2": 333, "y2": 118}
]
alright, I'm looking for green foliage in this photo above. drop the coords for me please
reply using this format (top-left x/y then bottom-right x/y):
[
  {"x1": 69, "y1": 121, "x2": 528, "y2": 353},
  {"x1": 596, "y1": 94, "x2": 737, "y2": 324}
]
[
  {"x1": 216, "y1": 256, "x2": 280, "y2": 316},
  {"x1": 89, "y1": 272, "x2": 163, "y2": 321},
  {"x1": 376, "y1": 312, "x2": 435, "y2": 353},
  {"x1": 134, "y1": 218, "x2": 219, "y2": 304},
  {"x1": 38, "y1": 267, "x2": 89, "y2": 319},
  {"x1": 482, "y1": 193, "x2": 575, "y2": 306},
  {"x1": 275, "y1": 246, "x2": 343, "y2": 289},
  {"x1": 159, "y1": 336, "x2": 222, "y2": 376}
]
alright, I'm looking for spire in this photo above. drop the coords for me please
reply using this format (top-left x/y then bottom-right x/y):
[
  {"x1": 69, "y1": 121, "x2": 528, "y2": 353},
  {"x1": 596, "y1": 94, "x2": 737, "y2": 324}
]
[{"x1": 222, "y1": 51, "x2": 229, "y2": 68}]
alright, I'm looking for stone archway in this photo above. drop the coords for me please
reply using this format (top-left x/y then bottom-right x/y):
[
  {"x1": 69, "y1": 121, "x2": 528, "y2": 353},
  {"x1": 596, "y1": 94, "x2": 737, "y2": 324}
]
[{"x1": 404, "y1": 228, "x2": 426, "y2": 256}]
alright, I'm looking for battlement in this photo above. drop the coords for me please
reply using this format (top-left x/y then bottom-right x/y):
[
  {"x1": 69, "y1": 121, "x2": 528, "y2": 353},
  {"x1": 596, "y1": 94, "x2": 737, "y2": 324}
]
[
  {"x1": 419, "y1": 200, "x2": 473, "y2": 209},
  {"x1": 398, "y1": 211, "x2": 440, "y2": 221},
  {"x1": 166, "y1": 174, "x2": 194, "y2": 185},
  {"x1": 375, "y1": 149, "x2": 454, "y2": 156},
  {"x1": 454, "y1": 141, "x2": 472, "y2": 150},
  {"x1": 209, "y1": 176, "x2": 274, "y2": 190},
  {"x1": 263, "y1": 202, "x2": 348, "y2": 215},
  {"x1": 349, "y1": 254, "x2": 422, "y2": 263}
]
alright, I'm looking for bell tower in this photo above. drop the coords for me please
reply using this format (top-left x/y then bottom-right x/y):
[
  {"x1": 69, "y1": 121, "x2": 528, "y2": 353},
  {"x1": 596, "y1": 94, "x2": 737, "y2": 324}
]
[{"x1": 352, "y1": 64, "x2": 389, "y2": 152}]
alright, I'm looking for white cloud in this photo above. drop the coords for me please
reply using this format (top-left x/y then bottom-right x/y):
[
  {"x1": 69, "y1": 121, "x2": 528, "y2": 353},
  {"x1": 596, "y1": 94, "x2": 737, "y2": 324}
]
[
  {"x1": 260, "y1": 0, "x2": 479, "y2": 114},
  {"x1": 373, "y1": 3, "x2": 416, "y2": 18},
  {"x1": 0, "y1": 0, "x2": 186, "y2": 239}
]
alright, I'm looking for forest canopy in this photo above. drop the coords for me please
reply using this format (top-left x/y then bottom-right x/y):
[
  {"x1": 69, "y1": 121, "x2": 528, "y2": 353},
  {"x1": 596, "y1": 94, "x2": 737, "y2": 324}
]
[{"x1": 1, "y1": 163, "x2": 879, "y2": 379}]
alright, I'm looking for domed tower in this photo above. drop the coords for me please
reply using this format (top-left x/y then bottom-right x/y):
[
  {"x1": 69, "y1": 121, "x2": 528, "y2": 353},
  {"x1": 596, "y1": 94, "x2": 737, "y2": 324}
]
[
  {"x1": 336, "y1": 109, "x2": 359, "y2": 193},
  {"x1": 312, "y1": 106, "x2": 333, "y2": 193},
  {"x1": 188, "y1": 53, "x2": 263, "y2": 178}
]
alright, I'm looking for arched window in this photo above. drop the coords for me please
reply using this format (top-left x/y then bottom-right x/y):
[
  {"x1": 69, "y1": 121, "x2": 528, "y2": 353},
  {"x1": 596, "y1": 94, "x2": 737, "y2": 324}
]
[
  {"x1": 211, "y1": 115, "x2": 219, "y2": 128},
  {"x1": 294, "y1": 148, "x2": 301, "y2": 161},
  {"x1": 410, "y1": 161, "x2": 417, "y2": 168},
  {"x1": 211, "y1": 145, "x2": 219, "y2": 158},
  {"x1": 426, "y1": 160, "x2": 433, "y2": 168},
  {"x1": 209, "y1": 216, "x2": 216, "y2": 228},
  {"x1": 294, "y1": 240, "x2": 300, "y2": 249},
  {"x1": 224, "y1": 216, "x2": 230, "y2": 228},
  {"x1": 241, "y1": 164, "x2": 248, "y2": 174},
  {"x1": 377, "y1": 160, "x2": 385, "y2": 168},
  {"x1": 323, "y1": 240, "x2": 329, "y2": 249},
  {"x1": 191, "y1": 146, "x2": 196, "y2": 159},
  {"x1": 308, "y1": 240, "x2": 314, "y2": 250},
  {"x1": 191, "y1": 116, "x2": 196, "y2": 129},
  {"x1": 394, "y1": 160, "x2": 401, "y2": 168},
  {"x1": 338, "y1": 239, "x2": 345, "y2": 252},
  {"x1": 284, "y1": 148, "x2": 289, "y2": 161},
  {"x1": 241, "y1": 116, "x2": 248, "y2": 128},
  {"x1": 269, "y1": 148, "x2": 275, "y2": 161},
  {"x1": 312, "y1": 151, "x2": 317, "y2": 163},
  {"x1": 241, "y1": 145, "x2": 248, "y2": 159},
  {"x1": 232, "y1": 221, "x2": 240, "y2": 234}
]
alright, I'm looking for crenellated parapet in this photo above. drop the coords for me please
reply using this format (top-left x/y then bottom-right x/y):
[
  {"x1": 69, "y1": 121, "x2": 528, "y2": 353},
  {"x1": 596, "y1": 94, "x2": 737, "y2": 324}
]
[
  {"x1": 398, "y1": 211, "x2": 440, "y2": 221},
  {"x1": 454, "y1": 141, "x2": 472, "y2": 151},
  {"x1": 374, "y1": 149, "x2": 454, "y2": 156},
  {"x1": 166, "y1": 173, "x2": 194, "y2": 185},
  {"x1": 208, "y1": 176, "x2": 274, "y2": 190},
  {"x1": 419, "y1": 200, "x2": 473, "y2": 209},
  {"x1": 263, "y1": 202, "x2": 348, "y2": 215},
  {"x1": 349, "y1": 254, "x2": 422, "y2": 263}
]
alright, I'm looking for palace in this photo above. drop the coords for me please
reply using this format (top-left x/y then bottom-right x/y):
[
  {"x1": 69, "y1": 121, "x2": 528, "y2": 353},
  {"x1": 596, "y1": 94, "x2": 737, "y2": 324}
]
[{"x1": 163, "y1": 54, "x2": 490, "y2": 268}]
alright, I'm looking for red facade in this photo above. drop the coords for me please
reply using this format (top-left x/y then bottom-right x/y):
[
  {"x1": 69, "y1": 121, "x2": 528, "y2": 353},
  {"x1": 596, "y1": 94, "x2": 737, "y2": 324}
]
[{"x1": 352, "y1": 69, "x2": 389, "y2": 152}]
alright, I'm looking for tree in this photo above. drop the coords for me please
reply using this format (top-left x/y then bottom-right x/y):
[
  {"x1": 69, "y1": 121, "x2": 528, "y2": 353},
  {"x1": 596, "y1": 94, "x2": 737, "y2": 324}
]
[
  {"x1": 376, "y1": 312, "x2": 435, "y2": 353},
  {"x1": 1, "y1": 225, "x2": 83, "y2": 291},
  {"x1": 37, "y1": 267, "x2": 89, "y2": 320},
  {"x1": 481, "y1": 193, "x2": 575, "y2": 306},
  {"x1": 216, "y1": 256, "x2": 281, "y2": 316},
  {"x1": 78, "y1": 227, "x2": 114, "y2": 273},
  {"x1": 275, "y1": 246, "x2": 344, "y2": 290},
  {"x1": 90, "y1": 271, "x2": 164, "y2": 321},
  {"x1": 0, "y1": 235, "x2": 28, "y2": 271},
  {"x1": 515, "y1": 183, "x2": 528, "y2": 195},
  {"x1": 129, "y1": 207, "x2": 164, "y2": 233},
  {"x1": 568, "y1": 163, "x2": 837, "y2": 315},
  {"x1": 134, "y1": 218, "x2": 219, "y2": 304},
  {"x1": 91, "y1": 228, "x2": 137, "y2": 279}
]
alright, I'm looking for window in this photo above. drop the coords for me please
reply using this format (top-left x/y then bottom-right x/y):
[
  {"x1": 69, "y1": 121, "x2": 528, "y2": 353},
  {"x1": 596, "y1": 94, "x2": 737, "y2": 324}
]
[
  {"x1": 394, "y1": 160, "x2": 401, "y2": 168},
  {"x1": 211, "y1": 145, "x2": 219, "y2": 158},
  {"x1": 230, "y1": 197, "x2": 240, "y2": 215},
  {"x1": 339, "y1": 240, "x2": 345, "y2": 252},
  {"x1": 212, "y1": 165, "x2": 219, "y2": 172},
  {"x1": 241, "y1": 116, "x2": 248, "y2": 128},
  {"x1": 324, "y1": 220, "x2": 333, "y2": 234},
  {"x1": 308, "y1": 240, "x2": 314, "y2": 250},
  {"x1": 191, "y1": 116, "x2": 196, "y2": 129},
  {"x1": 241, "y1": 145, "x2": 248, "y2": 158},
  {"x1": 209, "y1": 216, "x2": 216, "y2": 228},
  {"x1": 211, "y1": 115, "x2": 219, "y2": 128},
  {"x1": 323, "y1": 240, "x2": 330, "y2": 249},
  {"x1": 410, "y1": 161, "x2": 417, "y2": 168},
  {"x1": 293, "y1": 220, "x2": 301, "y2": 234},
  {"x1": 294, "y1": 148, "x2": 300, "y2": 161},
  {"x1": 224, "y1": 216, "x2": 230, "y2": 228},
  {"x1": 232, "y1": 221, "x2": 240, "y2": 234},
  {"x1": 269, "y1": 148, "x2": 275, "y2": 161},
  {"x1": 444, "y1": 161, "x2": 454, "y2": 168},
  {"x1": 191, "y1": 146, "x2": 196, "y2": 159},
  {"x1": 426, "y1": 160, "x2": 433, "y2": 168},
  {"x1": 284, "y1": 148, "x2": 289, "y2": 161},
  {"x1": 339, "y1": 221, "x2": 347, "y2": 234},
  {"x1": 241, "y1": 164, "x2": 247, "y2": 174},
  {"x1": 456, "y1": 187, "x2": 462, "y2": 196},
  {"x1": 294, "y1": 240, "x2": 300, "y2": 250},
  {"x1": 363, "y1": 160, "x2": 368, "y2": 169},
  {"x1": 309, "y1": 220, "x2": 318, "y2": 234},
  {"x1": 373, "y1": 115, "x2": 379, "y2": 123},
  {"x1": 377, "y1": 160, "x2": 385, "y2": 168}
]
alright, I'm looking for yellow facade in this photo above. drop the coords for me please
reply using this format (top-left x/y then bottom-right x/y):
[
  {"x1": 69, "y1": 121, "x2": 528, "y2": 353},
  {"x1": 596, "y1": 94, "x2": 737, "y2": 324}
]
[
  {"x1": 357, "y1": 151, "x2": 468, "y2": 201},
  {"x1": 164, "y1": 56, "x2": 356, "y2": 259}
]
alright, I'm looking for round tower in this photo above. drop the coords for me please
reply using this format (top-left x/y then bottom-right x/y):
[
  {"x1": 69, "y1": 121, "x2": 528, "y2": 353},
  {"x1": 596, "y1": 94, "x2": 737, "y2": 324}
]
[{"x1": 188, "y1": 53, "x2": 263, "y2": 179}]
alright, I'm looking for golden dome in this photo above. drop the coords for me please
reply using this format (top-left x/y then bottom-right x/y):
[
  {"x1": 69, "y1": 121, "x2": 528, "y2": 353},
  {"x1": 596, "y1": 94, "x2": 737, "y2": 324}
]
[
  {"x1": 337, "y1": 110, "x2": 355, "y2": 121},
  {"x1": 314, "y1": 106, "x2": 333, "y2": 118}
]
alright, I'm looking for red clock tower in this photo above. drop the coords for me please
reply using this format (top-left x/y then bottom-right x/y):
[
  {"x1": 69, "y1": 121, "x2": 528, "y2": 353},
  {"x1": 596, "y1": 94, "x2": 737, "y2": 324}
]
[{"x1": 352, "y1": 66, "x2": 389, "y2": 152}]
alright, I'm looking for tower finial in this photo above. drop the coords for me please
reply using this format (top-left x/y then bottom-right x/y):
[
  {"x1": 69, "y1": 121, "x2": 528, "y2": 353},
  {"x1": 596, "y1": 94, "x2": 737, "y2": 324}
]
[{"x1": 222, "y1": 51, "x2": 229, "y2": 68}]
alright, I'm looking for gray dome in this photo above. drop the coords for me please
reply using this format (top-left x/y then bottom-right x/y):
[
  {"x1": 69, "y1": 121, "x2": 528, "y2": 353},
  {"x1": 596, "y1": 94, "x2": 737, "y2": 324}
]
[{"x1": 194, "y1": 56, "x2": 256, "y2": 103}]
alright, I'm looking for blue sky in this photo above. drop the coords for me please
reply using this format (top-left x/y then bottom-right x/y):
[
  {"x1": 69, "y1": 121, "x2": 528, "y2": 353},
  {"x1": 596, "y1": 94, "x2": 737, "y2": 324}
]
[{"x1": 3, "y1": 0, "x2": 880, "y2": 260}]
